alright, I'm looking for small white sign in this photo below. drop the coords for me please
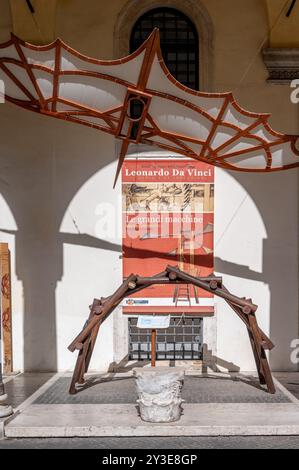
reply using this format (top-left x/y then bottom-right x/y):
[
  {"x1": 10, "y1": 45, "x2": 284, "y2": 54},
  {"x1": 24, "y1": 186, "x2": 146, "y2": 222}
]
[{"x1": 137, "y1": 315, "x2": 170, "y2": 329}]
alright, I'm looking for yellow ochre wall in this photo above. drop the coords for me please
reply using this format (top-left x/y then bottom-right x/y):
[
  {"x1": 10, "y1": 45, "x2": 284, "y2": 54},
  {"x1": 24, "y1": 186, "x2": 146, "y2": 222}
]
[
  {"x1": 266, "y1": 0, "x2": 299, "y2": 47},
  {"x1": 7, "y1": 0, "x2": 299, "y2": 49},
  {"x1": 9, "y1": 0, "x2": 58, "y2": 44}
]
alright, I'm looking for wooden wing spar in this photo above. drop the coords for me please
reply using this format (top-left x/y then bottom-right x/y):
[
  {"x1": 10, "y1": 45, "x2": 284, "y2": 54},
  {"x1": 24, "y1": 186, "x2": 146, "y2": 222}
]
[{"x1": 1, "y1": 29, "x2": 299, "y2": 186}]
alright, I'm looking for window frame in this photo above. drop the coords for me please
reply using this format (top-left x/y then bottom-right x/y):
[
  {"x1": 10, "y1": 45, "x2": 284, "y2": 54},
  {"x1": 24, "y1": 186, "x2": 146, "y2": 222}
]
[{"x1": 130, "y1": 7, "x2": 200, "y2": 91}]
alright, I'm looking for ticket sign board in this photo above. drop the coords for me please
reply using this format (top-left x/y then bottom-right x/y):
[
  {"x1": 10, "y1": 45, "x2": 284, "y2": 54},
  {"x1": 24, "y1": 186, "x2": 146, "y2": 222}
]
[
  {"x1": 137, "y1": 315, "x2": 171, "y2": 329},
  {"x1": 122, "y1": 158, "x2": 214, "y2": 314}
]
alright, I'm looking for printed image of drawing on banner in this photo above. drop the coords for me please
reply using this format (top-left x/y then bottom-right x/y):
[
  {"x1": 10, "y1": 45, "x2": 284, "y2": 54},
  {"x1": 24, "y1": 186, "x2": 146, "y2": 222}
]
[{"x1": 122, "y1": 159, "x2": 214, "y2": 314}]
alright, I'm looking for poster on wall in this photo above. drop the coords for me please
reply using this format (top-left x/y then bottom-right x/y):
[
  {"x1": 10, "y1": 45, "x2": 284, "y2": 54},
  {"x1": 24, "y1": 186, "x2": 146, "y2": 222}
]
[
  {"x1": 122, "y1": 159, "x2": 214, "y2": 314},
  {"x1": 0, "y1": 243, "x2": 13, "y2": 374}
]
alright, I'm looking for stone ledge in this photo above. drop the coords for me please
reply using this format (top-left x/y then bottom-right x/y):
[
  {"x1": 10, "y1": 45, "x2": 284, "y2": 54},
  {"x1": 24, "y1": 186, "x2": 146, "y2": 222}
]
[
  {"x1": 4, "y1": 403, "x2": 299, "y2": 437},
  {"x1": 262, "y1": 48, "x2": 299, "y2": 84}
]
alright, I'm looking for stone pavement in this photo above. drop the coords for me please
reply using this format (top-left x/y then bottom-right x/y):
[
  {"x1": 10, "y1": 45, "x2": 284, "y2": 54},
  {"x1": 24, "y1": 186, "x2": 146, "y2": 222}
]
[
  {"x1": 274, "y1": 372, "x2": 299, "y2": 400},
  {"x1": 4, "y1": 373, "x2": 55, "y2": 409},
  {"x1": 33, "y1": 375, "x2": 290, "y2": 404},
  {"x1": 1, "y1": 435, "x2": 299, "y2": 449},
  {"x1": 1, "y1": 370, "x2": 299, "y2": 439},
  {"x1": 6, "y1": 402, "x2": 299, "y2": 437}
]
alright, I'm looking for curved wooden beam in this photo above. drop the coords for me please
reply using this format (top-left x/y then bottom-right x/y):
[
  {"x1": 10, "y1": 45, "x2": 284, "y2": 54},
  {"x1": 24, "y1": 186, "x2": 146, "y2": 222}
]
[{"x1": 68, "y1": 265, "x2": 275, "y2": 395}]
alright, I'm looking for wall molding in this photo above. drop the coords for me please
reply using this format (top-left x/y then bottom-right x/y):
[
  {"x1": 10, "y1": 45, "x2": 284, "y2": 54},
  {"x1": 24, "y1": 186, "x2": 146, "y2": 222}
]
[{"x1": 263, "y1": 48, "x2": 299, "y2": 84}]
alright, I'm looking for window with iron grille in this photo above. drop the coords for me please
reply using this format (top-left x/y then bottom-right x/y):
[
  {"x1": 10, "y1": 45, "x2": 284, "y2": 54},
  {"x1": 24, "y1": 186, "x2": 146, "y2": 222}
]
[
  {"x1": 128, "y1": 316, "x2": 203, "y2": 361},
  {"x1": 130, "y1": 7, "x2": 199, "y2": 90}
]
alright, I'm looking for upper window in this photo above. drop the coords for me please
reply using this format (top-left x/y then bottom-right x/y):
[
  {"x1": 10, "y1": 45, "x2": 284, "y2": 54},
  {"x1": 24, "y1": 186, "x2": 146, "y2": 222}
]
[{"x1": 130, "y1": 7, "x2": 199, "y2": 90}]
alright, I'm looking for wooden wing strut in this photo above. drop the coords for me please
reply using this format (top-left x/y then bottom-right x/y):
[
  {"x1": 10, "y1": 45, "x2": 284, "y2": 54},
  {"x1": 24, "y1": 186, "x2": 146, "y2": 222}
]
[{"x1": 1, "y1": 30, "x2": 299, "y2": 185}]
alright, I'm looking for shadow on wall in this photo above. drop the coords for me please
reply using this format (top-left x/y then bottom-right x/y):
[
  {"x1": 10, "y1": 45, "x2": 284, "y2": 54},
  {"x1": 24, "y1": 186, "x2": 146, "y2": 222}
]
[
  {"x1": 106, "y1": 346, "x2": 240, "y2": 374},
  {"x1": 202, "y1": 343, "x2": 240, "y2": 373},
  {"x1": 215, "y1": 170, "x2": 299, "y2": 371},
  {"x1": 0, "y1": 103, "x2": 117, "y2": 371},
  {"x1": 0, "y1": 102, "x2": 298, "y2": 372}
]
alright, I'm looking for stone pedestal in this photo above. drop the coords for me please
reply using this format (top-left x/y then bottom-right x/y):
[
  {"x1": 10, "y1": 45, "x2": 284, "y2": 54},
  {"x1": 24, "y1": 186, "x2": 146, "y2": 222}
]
[{"x1": 133, "y1": 367, "x2": 185, "y2": 423}]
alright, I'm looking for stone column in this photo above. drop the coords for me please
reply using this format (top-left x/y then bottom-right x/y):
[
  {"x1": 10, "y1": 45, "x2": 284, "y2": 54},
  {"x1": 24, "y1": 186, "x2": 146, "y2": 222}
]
[
  {"x1": 0, "y1": 377, "x2": 13, "y2": 418},
  {"x1": 133, "y1": 367, "x2": 185, "y2": 423}
]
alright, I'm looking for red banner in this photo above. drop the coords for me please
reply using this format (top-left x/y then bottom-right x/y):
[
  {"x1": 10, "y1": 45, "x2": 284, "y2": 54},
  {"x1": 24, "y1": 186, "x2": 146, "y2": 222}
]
[{"x1": 122, "y1": 159, "x2": 214, "y2": 313}]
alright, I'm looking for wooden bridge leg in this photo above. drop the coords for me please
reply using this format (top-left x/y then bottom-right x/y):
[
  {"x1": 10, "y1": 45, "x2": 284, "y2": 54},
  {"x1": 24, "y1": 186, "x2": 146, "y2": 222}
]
[
  {"x1": 84, "y1": 321, "x2": 101, "y2": 374},
  {"x1": 247, "y1": 313, "x2": 275, "y2": 394},
  {"x1": 260, "y1": 347, "x2": 276, "y2": 394},
  {"x1": 69, "y1": 326, "x2": 98, "y2": 394},
  {"x1": 260, "y1": 346, "x2": 275, "y2": 394},
  {"x1": 247, "y1": 327, "x2": 266, "y2": 385},
  {"x1": 69, "y1": 299, "x2": 101, "y2": 394},
  {"x1": 69, "y1": 321, "x2": 101, "y2": 394},
  {"x1": 225, "y1": 294, "x2": 275, "y2": 393},
  {"x1": 69, "y1": 346, "x2": 86, "y2": 394},
  {"x1": 77, "y1": 335, "x2": 92, "y2": 384},
  {"x1": 69, "y1": 299, "x2": 121, "y2": 393},
  {"x1": 83, "y1": 296, "x2": 111, "y2": 374}
]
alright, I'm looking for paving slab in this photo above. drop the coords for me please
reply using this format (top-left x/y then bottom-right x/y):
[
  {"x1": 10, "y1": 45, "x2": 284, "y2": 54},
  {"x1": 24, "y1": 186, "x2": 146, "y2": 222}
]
[
  {"x1": 3, "y1": 372, "x2": 299, "y2": 438},
  {"x1": 2, "y1": 435, "x2": 299, "y2": 449},
  {"x1": 33, "y1": 375, "x2": 290, "y2": 404},
  {"x1": 4, "y1": 403, "x2": 299, "y2": 437},
  {"x1": 4, "y1": 373, "x2": 55, "y2": 409},
  {"x1": 274, "y1": 372, "x2": 299, "y2": 400}
]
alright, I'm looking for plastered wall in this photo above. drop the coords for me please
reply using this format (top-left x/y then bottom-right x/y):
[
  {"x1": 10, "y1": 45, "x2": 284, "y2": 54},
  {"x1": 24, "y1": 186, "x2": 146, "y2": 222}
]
[{"x1": 0, "y1": 0, "x2": 298, "y2": 371}]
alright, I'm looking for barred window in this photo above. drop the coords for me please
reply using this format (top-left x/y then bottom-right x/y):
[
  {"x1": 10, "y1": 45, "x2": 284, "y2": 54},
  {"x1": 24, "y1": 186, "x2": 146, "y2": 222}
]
[{"x1": 130, "y1": 7, "x2": 199, "y2": 90}]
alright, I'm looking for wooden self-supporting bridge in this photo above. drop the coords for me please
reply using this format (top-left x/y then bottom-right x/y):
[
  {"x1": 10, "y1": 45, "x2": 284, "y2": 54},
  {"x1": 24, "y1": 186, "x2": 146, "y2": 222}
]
[{"x1": 68, "y1": 265, "x2": 275, "y2": 395}]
